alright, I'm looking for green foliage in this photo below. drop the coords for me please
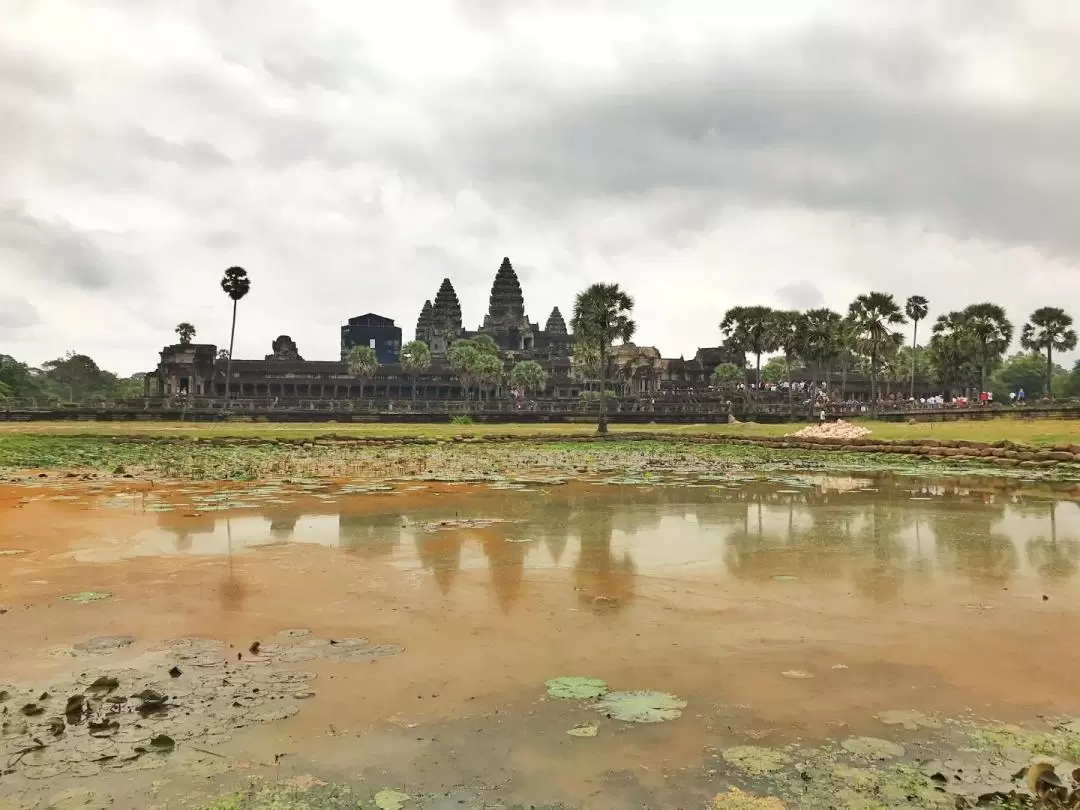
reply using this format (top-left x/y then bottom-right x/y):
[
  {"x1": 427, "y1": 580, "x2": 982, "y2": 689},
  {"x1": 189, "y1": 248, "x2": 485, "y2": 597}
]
[
  {"x1": 399, "y1": 340, "x2": 432, "y2": 375},
  {"x1": 847, "y1": 292, "x2": 906, "y2": 400},
  {"x1": 510, "y1": 360, "x2": 549, "y2": 394},
  {"x1": 175, "y1": 322, "x2": 196, "y2": 345},
  {"x1": 571, "y1": 342, "x2": 601, "y2": 382},
  {"x1": 449, "y1": 338, "x2": 502, "y2": 399},
  {"x1": 760, "y1": 357, "x2": 788, "y2": 384},
  {"x1": 720, "y1": 305, "x2": 777, "y2": 384},
  {"x1": 346, "y1": 345, "x2": 378, "y2": 378},
  {"x1": 571, "y1": 283, "x2": 635, "y2": 433},
  {"x1": 1021, "y1": 306, "x2": 1077, "y2": 400},
  {"x1": 990, "y1": 352, "x2": 1060, "y2": 401},
  {"x1": 449, "y1": 414, "x2": 474, "y2": 425},
  {"x1": 220, "y1": 266, "x2": 251, "y2": 301},
  {"x1": 710, "y1": 362, "x2": 743, "y2": 386}
]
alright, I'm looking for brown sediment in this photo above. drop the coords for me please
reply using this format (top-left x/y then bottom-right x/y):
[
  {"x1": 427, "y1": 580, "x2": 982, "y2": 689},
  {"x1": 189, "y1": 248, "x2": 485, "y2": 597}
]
[{"x1": 2, "y1": 475, "x2": 1080, "y2": 808}]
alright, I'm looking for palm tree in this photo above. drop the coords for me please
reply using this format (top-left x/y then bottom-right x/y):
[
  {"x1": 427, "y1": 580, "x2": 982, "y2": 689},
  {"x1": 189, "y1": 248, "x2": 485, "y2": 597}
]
[
  {"x1": 473, "y1": 353, "x2": 504, "y2": 401},
  {"x1": 904, "y1": 295, "x2": 929, "y2": 400},
  {"x1": 220, "y1": 266, "x2": 251, "y2": 400},
  {"x1": 771, "y1": 310, "x2": 806, "y2": 416},
  {"x1": 1021, "y1": 307, "x2": 1077, "y2": 400},
  {"x1": 847, "y1": 292, "x2": 906, "y2": 406},
  {"x1": 929, "y1": 311, "x2": 975, "y2": 397},
  {"x1": 175, "y1": 322, "x2": 196, "y2": 345},
  {"x1": 399, "y1": 340, "x2": 432, "y2": 398},
  {"x1": 720, "y1": 305, "x2": 777, "y2": 400},
  {"x1": 570, "y1": 283, "x2": 635, "y2": 434},
  {"x1": 346, "y1": 345, "x2": 378, "y2": 400},
  {"x1": 799, "y1": 308, "x2": 844, "y2": 397},
  {"x1": 961, "y1": 302, "x2": 1013, "y2": 394},
  {"x1": 510, "y1": 360, "x2": 549, "y2": 397},
  {"x1": 449, "y1": 339, "x2": 480, "y2": 402}
]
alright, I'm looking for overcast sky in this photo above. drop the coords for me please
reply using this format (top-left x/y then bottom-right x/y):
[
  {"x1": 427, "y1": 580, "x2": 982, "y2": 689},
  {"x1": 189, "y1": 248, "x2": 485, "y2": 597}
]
[{"x1": 2, "y1": 0, "x2": 1078, "y2": 374}]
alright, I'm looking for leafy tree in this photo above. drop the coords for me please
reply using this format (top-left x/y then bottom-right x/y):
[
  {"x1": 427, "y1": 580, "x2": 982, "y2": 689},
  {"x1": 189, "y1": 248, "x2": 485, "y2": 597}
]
[
  {"x1": 346, "y1": 345, "x2": 378, "y2": 399},
  {"x1": 471, "y1": 334, "x2": 500, "y2": 358},
  {"x1": 847, "y1": 292, "x2": 906, "y2": 404},
  {"x1": 175, "y1": 322, "x2": 196, "y2": 345},
  {"x1": 399, "y1": 340, "x2": 432, "y2": 398},
  {"x1": 759, "y1": 357, "x2": 787, "y2": 384},
  {"x1": 961, "y1": 302, "x2": 1013, "y2": 394},
  {"x1": 473, "y1": 353, "x2": 504, "y2": 400},
  {"x1": 0, "y1": 355, "x2": 46, "y2": 400},
  {"x1": 510, "y1": 360, "x2": 549, "y2": 396},
  {"x1": 904, "y1": 295, "x2": 929, "y2": 399},
  {"x1": 882, "y1": 346, "x2": 936, "y2": 396},
  {"x1": 710, "y1": 362, "x2": 743, "y2": 388},
  {"x1": 220, "y1": 266, "x2": 251, "y2": 399},
  {"x1": 991, "y1": 352, "x2": 1052, "y2": 401},
  {"x1": 216, "y1": 349, "x2": 230, "y2": 362},
  {"x1": 1020, "y1": 307, "x2": 1077, "y2": 401},
  {"x1": 720, "y1": 305, "x2": 776, "y2": 396},
  {"x1": 571, "y1": 342, "x2": 601, "y2": 384},
  {"x1": 41, "y1": 352, "x2": 120, "y2": 402},
  {"x1": 570, "y1": 283, "x2": 635, "y2": 434}
]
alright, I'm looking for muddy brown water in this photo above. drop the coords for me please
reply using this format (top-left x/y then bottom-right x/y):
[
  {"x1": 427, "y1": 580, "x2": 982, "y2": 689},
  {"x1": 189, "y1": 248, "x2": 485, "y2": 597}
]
[{"x1": 2, "y1": 472, "x2": 1080, "y2": 808}]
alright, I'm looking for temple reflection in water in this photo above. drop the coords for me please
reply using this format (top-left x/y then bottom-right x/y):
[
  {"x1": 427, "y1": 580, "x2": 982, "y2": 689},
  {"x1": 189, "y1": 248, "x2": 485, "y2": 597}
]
[{"x1": 129, "y1": 475, "x2": 1080, "y2": 613}]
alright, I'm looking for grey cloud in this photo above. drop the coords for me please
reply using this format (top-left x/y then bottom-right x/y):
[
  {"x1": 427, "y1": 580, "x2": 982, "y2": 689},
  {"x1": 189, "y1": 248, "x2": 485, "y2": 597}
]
[
  {"x1": 390, "y1": 20, "x2": 1080, "y2": 259},
  {"x1": 0, "y1": 205, "x2": 117, "y2": 290},
  {"x1": 0, "y1": 295, "x2": 41, "y2": 331},
  {"x1": 775, "y1": 282, "x2": 826, "y2": 311}
]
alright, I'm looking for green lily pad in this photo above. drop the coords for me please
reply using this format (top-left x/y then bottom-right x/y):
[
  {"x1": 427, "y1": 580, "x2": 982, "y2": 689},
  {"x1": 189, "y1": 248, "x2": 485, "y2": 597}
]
[
  {"x1": 722, "y1": 745, "x2": 792, "y2": 776},
  {"x1": 60, "y1": 592, "x2": 112, "y2": 604},
  {"x1": 841, "y1": 736, "x2": 906, "y2": 759},
  {"x1": 545, "y1": 677, "x2": 608, "y2": 700},
  {"x1": 595, "y1": 690, "x2": 686, "y2": 723},
  {"x1": 566, "y1": 723, "x2": 599, "y2": 737},
  {"x1": 374, "y1": 788, "x2": 410, "y2": 810}
]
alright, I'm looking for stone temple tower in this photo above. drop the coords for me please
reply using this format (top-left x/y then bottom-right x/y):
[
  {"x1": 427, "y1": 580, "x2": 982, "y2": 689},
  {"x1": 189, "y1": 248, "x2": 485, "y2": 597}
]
[
  {"x1": 415, "y1": 300, "x2": 434, "y2": 345},
  {"x1": 545, "y1": 306, "x2": 568, "y2": 336},
  {"x1": 480, "y1": 257, "x2": 534, "y2": 351},
  {"x1": 429, "y1": 278, "x2": 463, "y2": 357}
]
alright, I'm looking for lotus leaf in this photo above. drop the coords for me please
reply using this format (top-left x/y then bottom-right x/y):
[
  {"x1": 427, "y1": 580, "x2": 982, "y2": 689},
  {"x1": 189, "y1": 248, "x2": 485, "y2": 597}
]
[
  {"x1": 595, "y1": 690, "x2": 685, "y2": 723},
  {"x1": 374, "y1": 789, "x2": 410, "y2": 810},
  {"x1": 545, "y1": 677, "x2": 608, "y2": 700},
  {"x1": 566, "y1": 723, "x2": 599, "y2": 737},
  {"x1": 60, "y1": 592, "x2": 112, "y2": 604}
]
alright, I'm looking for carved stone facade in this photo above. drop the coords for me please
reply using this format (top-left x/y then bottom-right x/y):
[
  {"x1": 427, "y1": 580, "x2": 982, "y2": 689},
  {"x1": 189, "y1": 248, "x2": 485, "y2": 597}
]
[{"x1": 266, "y1": 335, "x2": 303, "y2": 362}]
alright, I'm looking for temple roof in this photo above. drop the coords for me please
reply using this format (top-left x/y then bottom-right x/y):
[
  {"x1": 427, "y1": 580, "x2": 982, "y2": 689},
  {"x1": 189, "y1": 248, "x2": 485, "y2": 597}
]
[{"x1": 545, "y1": 306, "x2": 568, "y2": 335}]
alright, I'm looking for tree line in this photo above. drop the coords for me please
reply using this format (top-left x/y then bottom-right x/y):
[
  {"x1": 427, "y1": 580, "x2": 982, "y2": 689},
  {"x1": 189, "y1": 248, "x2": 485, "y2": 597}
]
[{"x1": 713, "y1": 295, "x2": 1079, "y2": 405}]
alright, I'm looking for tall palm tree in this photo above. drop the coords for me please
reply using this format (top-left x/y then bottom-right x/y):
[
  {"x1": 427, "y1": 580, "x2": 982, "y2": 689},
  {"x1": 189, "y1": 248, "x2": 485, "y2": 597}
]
[
  {"x1": 399, "y1": 340, "x2": 432, "y2": 399},
  {"x1": 847, "y1": 292, "x2": 906, "y2": 406},
  {"x1": 570, "y1": 283, "x2": 635, "y2": 434},
  {"x1": 1021, "y1": 307, "x2": 1077, "y2": 400},
  {"x1": 961, "y1": 302, "x2": 1013, "y2": 394},
  {"x1": 720, "y1": 305, "x2": 777, "y2": 400},
  {"x1": 904, "y1": 295, "x2": 929, "y2": 400},
  {"x1": 220, "y1": 267, "x2": 251, "y2": 400},
  {"x1": 175, "y1": 322, "x2": 196, "y2": 345},
  {"x1": 771, "y1": 310, "x2": 806, "y2": 416},
  {"x1": 929, "y1": 311, "x2": 975, "y2": 397},
  {"x1": 799, "y1": 308, "x2": 844, "y2": 397},
  {"x1": 346, "y1": 345, "x2": 379, "y2": 400}
]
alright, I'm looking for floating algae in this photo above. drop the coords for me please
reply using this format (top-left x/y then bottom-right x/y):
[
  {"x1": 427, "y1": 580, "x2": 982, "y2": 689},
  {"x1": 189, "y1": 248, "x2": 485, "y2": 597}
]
[
  {"x1": 545, "y1": 677, "x2": 608, "y2": 700},
  {"x1": 595, "y1": 690, "x2": 686, "y2": 723},
  {"x1": 712, "y1": 787, "x2": 787, "y2": 809},
  {"x1": 722, "y1": 745, "x2": 793, "y2": 776},
  {"x1": 566, "y1": 723, "x2": 599, "y2": 737}
]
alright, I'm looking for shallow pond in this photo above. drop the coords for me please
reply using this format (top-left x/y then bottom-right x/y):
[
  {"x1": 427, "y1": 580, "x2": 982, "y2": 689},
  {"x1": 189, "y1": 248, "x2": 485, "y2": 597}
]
[{"x1": 2, "y1": 472, "x2": 1080, "y2": 808}]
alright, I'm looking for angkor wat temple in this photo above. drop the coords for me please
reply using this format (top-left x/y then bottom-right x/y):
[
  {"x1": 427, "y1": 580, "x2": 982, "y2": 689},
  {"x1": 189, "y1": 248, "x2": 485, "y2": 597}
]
[{"x1": 149, "y1": 257, "x2": 739, "y2": 400}]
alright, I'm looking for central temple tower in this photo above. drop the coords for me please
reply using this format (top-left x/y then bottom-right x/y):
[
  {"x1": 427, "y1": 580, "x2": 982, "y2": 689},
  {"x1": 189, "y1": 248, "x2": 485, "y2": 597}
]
[{"x1": 479, "y1": 257, "x2": 535, "y2": 352}]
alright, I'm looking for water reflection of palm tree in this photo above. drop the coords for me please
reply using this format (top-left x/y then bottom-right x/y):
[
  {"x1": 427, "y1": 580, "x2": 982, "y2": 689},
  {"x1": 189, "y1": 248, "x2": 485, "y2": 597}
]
[
  {"x1": 572, "y1": 499, "x2": 636, "y2": 614},
  {"x1": 269, "y1": 514, "x2": 297, "y2": 541},
  {"x1": 1025, "y1": 501, "x2": 1080, "y2": 583},
  {"x1": 931, "y1": 496, "x2": 1017, "y2": 586},
  {"x1": 852, "y1": 499, "x2": 912, "y2": 603},
  {"x1": 219, "y1": 517, "x2": 246, "y2": 613}
]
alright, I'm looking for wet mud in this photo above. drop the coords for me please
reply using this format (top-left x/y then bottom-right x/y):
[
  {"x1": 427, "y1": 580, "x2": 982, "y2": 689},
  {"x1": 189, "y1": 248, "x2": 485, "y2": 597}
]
[{"x1": 2, "y1": 471, "x2": 1080, "y2": 808}]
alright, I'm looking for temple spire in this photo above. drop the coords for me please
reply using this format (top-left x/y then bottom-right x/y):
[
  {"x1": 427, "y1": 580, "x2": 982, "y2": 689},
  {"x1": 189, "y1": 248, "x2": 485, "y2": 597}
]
[
  {"x1": 545, "y1": 306, "x2": 567, "y2": 335},
  {"x1": 416, "y1": 300, "x2": 434, "y2": 344}
]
